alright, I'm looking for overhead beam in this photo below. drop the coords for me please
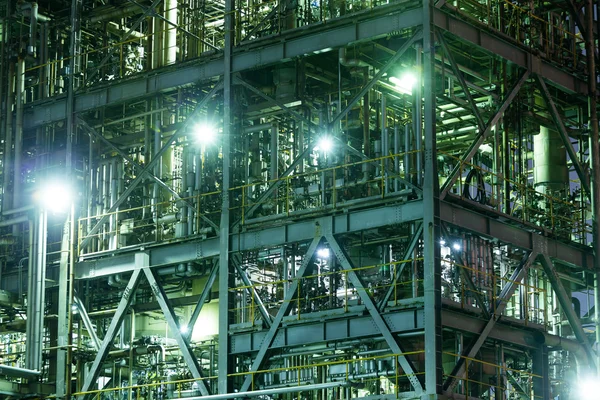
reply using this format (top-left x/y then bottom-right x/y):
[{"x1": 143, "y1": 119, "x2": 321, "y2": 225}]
[
  {"x1": 26, "y1": 7, "x2": 423, "y2": 128},
  {"x1": 326, "y1": 234, "x2": 423, "y2": 392}
]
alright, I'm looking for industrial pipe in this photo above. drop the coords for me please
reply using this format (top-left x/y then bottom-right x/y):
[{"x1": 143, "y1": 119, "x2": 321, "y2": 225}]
[
  {"x1": 339, "y1": 48, "x2": 371, "y2": 68},
  {"x1": 0, "y1": 365, "x2": 40, "y2": 379},
  {"x1": 181, "y1": 382, "x2": 347, "y2": 400}
]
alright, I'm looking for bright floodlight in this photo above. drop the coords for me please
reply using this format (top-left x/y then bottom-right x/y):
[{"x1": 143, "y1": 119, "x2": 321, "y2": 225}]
[
  {"x1": 577, "y1": 375, "x2": 600, "y2": 400},
  {"x1": 452, "y1": 243, "x2": 461, "y2": 251},
  {"x1": 180, "y1": 324, "x2": 189, "y2": 334},
  {"x1": 317, "y1": 248, "x2": 330, "y2": 258},
  {"x1": 390, "y1": 72, "x2": 418, "y2": 95},
  {"x1": 317, "y1": 136, "x2": 334, "y2": 153},
  {"x1": 194, "y1": 123, "x2": 216, "y2": 145},
  {"x1": 35, "y1": 180, "x2": 73, "y2": 213}
]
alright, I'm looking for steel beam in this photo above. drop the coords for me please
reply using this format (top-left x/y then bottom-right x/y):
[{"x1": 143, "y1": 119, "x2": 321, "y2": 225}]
[
  {"x1": 232, "y1": 256, "x2": 273, "y2": 328},
  {"x1": 440, "y1": 202, "x2": 593, "y2": 270},
  {"x1": 326, "y1": 234, "x2": 423, "y2": 392},
  {"x1": 433, "y1": 9, "x2": 587, "y2": 95},
  {"x1": 235, "y1": 77, "x2": 315, "y2": 129},
  {"x1": 73, "y1": 295, "x2": 100, "y2": 350},
  {"x1": 536, "y1": 75, "x2": 591, "y2": 196},
  {"x1": 78, "y1": 82, "x2": 223, "y2": 252},
  {"x1": 539, "y1": 254, "x2": 596, "y2": 368},
  {"x1": 86, "y1": 0, "x2": 164, "y2": 83},
  {"x1": 26, "y1": 7, "x2": 423, "y2": 129},
  {"x1": 77, "y1": 201, "x2": 425, "y2": 278},
  {"x1": 437, "y1": 31, "x2": 485, "y2": 131},
  {"x1": 440, "y1": 70, "x2": 530, "y2": 199},
  {"x1": 329, "y1": 29, "x2": 423, "y2": 129},
  {"x1": 143, "y1": 268, "x2": 210, "y2": 395},
  {"x1": 239, "y1": 236, "x2": 321, "y2": 392},
  {"x1": 378, "y1": 223, "x2": 423, "y2": 310},
  {"x1": 443, "y1": 251, "x2": 537, "y2": 394},
  {"x1": 77, "y1": 117, "x2": 219, "y2": 232},
  {"x1": 234, "y1": 146, "x2": 311, "y2": 223},
  {"x1": 185, "y1": 259, "x2": 219, "y2": 341},
  {"x1": 79, "y1": 267, "x2": 144, "y2": 398}
]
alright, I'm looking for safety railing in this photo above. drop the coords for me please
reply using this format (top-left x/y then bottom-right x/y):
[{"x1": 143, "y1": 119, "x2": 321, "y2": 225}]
[
  {"x1": 439, "y1": 150, "x2": 590, "y2": 245},
  {"x1": 441, "y1": 259, "x2": 548, "y2": 327},
  {"x1": 230, "y1": 257, "x2": 423, "y2": 325},
  {"x1": 443, "y1": 351, "x2": 544, "y2": 400},
  {"x1": 73, "y1": 350, "x2": 425, "y2": 400},
  {"x1": 445, "y1": 0, "x2": 582, "y2": 71},
  {"x1": 78, "y1": 151, "x2": 421, "y2": 255}
]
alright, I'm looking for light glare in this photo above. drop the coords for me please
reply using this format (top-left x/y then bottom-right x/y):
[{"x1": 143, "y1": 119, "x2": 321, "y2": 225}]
[
  {"x1": 35, "y1": 180, "x2": 73, "y2": 213},
  {"x1": 194, "y1": 123, "x2": 216, "y2": 145},
  {"x1": 452, "y1": 243, "x2": 461, "y2": 251},
  {"x1": 439, "y1": 240, "x2": 446, "y2": 246},
  {"x1": 390, "y1": 73, "x2": 418, "y2": 94},
  {"x1": 577, "y1": 375, "x2": 600, "y2": 400},
  {"x1": 317, "y1": 248, "x2": 330, "y2": 258},
  {"x1": 180, "y1": 324, "x2": 189, "y2": 334},
  {"x1": 316, "y1": 137, "x2": 334, "y2": 153}
]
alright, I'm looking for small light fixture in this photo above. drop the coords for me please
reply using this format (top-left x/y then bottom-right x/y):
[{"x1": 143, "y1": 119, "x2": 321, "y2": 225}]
[
  {"x1": 315, "y1": 136, "x2": 334, "y2": 153},
  {"x1": 439, "y1": 239, "x2": 446, "y2": 246},
  {"x1": 390, "y1": 72, "x2": 418, "y2": 95},
  {"x1": 452, "y1": 243, "x2": 461, "y2": 251},
  {"x1": 194, "y1": 123, "x2": 216, "y2": 145},
  {"x1": 34, "y1": 180, "x2": 73, "y2": 213},
  {"x1": 317, "y1": 248, "x2": 330, "y2": 258}
]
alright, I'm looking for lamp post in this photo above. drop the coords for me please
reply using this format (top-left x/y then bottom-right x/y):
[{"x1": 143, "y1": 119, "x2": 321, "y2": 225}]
[{"x1": 30, "y1": 180, "x2": 74, "y2": 398}]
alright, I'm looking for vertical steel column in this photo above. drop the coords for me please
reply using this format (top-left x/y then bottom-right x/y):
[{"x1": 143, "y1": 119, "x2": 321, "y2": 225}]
[
  {"x1": 25, "y1": 209, "x2": 47, "y2": 372},
  {"x1": 422, "y1": 0, "x2": 441, "y2": 396},
  {"x1": 66, "y1": 0, "x2": 81, "y2": 173},
  {"x1": 584, "y1": 0, "x2": 600, "y2": 374},
  {"x1": 56, "y1": 215, "x2": 72, "y2": 397},
  {"x1": 218, "y1": 0, "x2": 234, "y2": 392}
]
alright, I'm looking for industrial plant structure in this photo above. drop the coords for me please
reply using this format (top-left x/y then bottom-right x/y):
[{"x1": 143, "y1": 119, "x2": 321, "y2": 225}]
[{"x1": 0, "y1": 0, "x2": 598, "y2": 398}]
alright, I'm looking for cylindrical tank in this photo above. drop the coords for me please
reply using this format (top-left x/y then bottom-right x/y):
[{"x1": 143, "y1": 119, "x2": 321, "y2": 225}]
[{"x1": 533, "y1": 125, "x2": 568, "y2": 192}]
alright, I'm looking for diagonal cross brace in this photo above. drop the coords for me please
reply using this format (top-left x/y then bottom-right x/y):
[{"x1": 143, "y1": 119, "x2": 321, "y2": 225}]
[
  {"x1": 326, "y1": 234, "x2": 424, "y2": 392},
  {"x1": 143, "y1": 268, "x2": 211, "y2": 396},
  {"x1": 440, "y1": 70, "x2": 530, "y2": 199},
  {"x1": 79, "y1": 269, "x2": 143, "y2": 400},
  {"x1": 378, "y1": 223, "x2": 424, "y2": 310},
  {"x1": 329, "y1": 29, "x2": 423, "y2": 130},
  {"x1": 437, "y1": 31, "x2": 485, "y2": 132},
  {"x1": 443, "y1": 251, "x2": 537, "y2": 394},
  {"x1": 73, "y1": 294, "x2": 100, "y2": 350},
  {"x1": 185, "y1": 259, "x2": 220, "y2": 341},
  {"x1": 79, "y1": 82, "x2": 223, "y2": 252},
  {"x1": 539, "y1": 254, "x2": 596, "y2": 368},
  {"x1": 239, "y1": 237, "x2": 321, "y2": 392},
  {"x1": 234, "y1": 146, "x2": 312, "y2": 224},
  {"x1": 86, "y1": 0, "x2": 164, "y2": 84},
  {"x1": 536, "y1": 75, "x2": 591, "y2": 196},
  {"x1": 233, "y1": 255, "x2": 273, "y2": 328},
  {"x1": 77, "y1": 117, "x2": 219, "y2": 232}
]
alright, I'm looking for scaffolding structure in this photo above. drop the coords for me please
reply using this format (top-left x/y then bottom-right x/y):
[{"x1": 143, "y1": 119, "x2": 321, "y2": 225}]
[{"x1": 0, "y1": 0, "x2": 599, "y2": 398}]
